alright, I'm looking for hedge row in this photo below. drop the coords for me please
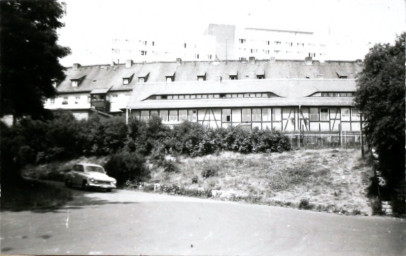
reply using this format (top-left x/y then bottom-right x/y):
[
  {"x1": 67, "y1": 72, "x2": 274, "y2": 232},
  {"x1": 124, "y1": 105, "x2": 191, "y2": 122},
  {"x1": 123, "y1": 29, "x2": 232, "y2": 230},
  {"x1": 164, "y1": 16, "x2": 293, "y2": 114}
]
[{"x1": 1, "y1": 112, "x2": 291, "y2": 184}]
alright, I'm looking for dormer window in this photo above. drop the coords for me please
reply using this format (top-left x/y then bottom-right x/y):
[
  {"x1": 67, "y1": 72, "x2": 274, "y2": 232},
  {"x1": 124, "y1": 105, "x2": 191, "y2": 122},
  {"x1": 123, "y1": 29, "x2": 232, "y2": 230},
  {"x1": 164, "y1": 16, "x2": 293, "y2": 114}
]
[
  {"x1": 256, "y1": 70, "x2": 265, "y2": 79},
  {"x1": 122, "y1": 73, "x2": 134, "y2": 85},
  {"x1": 70, "y1": 75, "x2": 85, "y2": 87},
  {"x1": 138, "y1": 71, "x2": 149, "y2": 83},
  {"x1": 229, "y1": 71, "x2": 238, "y2": 80},
  {"x1": 336, "y1": 70, "x2": 348, "y2": 79},
  {"x1": 197, "y1": 72, "x2": 206, "y2": 81},
  {"x1": 165, "y1": 71, "x2": 175, "y2": 82}
]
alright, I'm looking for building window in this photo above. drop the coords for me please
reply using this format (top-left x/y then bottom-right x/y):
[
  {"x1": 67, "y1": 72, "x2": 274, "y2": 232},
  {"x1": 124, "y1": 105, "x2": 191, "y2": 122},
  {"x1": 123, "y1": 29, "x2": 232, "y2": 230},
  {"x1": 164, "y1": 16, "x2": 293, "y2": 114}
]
[
  {"x1": 257, "y1": 74, "x2": 265, "y2": 79},
  {"x1": 310, "y1": 108, "x2": 319, "y2": 121},
  {"x1": 75, "y1": 96, "x2": 80, "y2": 104},
  {"x1": 188, "y1": 109, "x2": 197, "y2": 122},
  {"x1": 169, "y1": 110, "x2": 178, "y2": 121},
  {"x1": 222, "y1": 109, "x2": 231, "y2": 122},
  {"x1": 197, "y1": 75, "x2": 206, "y2": 81},
  {"x1": 50, "y1": 98, "x2": 55, "y2": 104},
  {"x1": 71, "y1": 80, "x2": 78, "y2": 87},
  {"x1": 62, "y1": 96, "x2": 68, "y2": 105},
  {"x1": 159, "y1": 110, "x2": 169, "y2": 121},
  {"x1": 262, "y1": 108, "x2": 272, "y2": 121},
  {"x1": 252, "y1": 108, "x2": 261, "y2": 122},
  {"x1": 273, "y1": 108, "x2": 281, "y2": 121},
  {"x1": 242, "y1": 108, "x2": 251, "y2": 122},
  {"x1": 184, "y1": 43, "x2": 187, "y2": 48},
  {"x1": 351, "y1": 108, "x2": 360, "y2": 121},
  {"x1": 123, "y1": 78, "x2": 130, "y2": 85},
  {"x1": 179, "y1": 110, "x2": 187, "y2": 121},
  {"x1": 239, "y1": 39, "x2": 246, "y2": 44},
  {"x1": 320, "y1": 108, "x2": 329, "y2": 121},
  {"x1": 140, "y1": 50, "x2": 147, "y2": 55}
]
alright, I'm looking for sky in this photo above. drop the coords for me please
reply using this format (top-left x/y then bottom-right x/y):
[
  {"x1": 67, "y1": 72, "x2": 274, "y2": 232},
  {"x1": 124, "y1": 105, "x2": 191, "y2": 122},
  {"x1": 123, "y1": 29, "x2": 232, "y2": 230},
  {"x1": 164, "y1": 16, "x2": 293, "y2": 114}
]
[{"x1": 57, "y1": 0, "x2": 406, "y2": 66}]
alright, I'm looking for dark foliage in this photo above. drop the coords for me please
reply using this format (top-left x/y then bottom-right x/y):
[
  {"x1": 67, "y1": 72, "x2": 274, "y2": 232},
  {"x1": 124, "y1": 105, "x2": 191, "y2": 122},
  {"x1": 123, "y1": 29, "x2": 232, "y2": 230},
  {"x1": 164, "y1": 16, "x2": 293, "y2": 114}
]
[
  {"x1": 1, "y1": 0, "x2": 70, "y2": 120},
  {"x1": 105, "y1": 151, "x2": 149, "y2": 187},
  {"x1": 354, "y1": 33, "x2": 405, "y2": 214},
  {"x1": 81, "y1": 116, "x2": 128, "y2": 156}
]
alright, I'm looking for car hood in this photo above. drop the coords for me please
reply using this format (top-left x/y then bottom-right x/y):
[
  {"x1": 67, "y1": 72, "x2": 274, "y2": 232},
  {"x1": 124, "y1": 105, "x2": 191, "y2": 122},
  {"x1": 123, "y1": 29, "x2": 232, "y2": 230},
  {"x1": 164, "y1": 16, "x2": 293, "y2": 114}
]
[{"x1": 87, "y1": 172, "x2": 115, "y2": 182}]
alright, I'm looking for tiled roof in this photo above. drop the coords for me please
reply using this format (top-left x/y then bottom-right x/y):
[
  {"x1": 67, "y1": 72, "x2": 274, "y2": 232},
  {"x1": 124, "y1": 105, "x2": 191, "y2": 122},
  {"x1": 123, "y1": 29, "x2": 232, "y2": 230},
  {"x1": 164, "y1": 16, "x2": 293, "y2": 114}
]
[
  {"x1": 56, "y1": 59, "x2": 363, "y2": 93},
  {"x1": 126, "y1": 79, "x2": 357, "y2": 110}
]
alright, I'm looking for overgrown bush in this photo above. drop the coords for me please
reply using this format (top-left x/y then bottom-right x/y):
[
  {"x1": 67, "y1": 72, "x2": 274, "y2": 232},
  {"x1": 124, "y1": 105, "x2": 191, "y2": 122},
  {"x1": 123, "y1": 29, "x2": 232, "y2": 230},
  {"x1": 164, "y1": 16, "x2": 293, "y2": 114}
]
[
  {"x1": 105, "y1": 151, "x2": 149, "y2": 186},
  {"x1": 162, "y1": 159, "x2": 178, "y2": 173},
  {"x1": 201, "y1": 163, "x2": 218, "y2": 178},
  {"x1": 81, "y1": 115, "x2": 128, "y2": 156},
  {"x1": 298, "y1": 198, "x2": 314, "y2": 210}
]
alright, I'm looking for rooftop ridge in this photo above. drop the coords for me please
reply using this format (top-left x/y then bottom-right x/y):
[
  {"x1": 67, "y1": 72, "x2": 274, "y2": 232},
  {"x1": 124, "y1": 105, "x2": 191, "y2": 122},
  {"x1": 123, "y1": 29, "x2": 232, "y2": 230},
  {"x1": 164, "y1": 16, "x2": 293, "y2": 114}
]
[
  {"x1": 65, "y1": 59, "x2": 362, "y2": 69},
  {"x1": 244, "y1": 27, "x2": 314, "y2": 35}
]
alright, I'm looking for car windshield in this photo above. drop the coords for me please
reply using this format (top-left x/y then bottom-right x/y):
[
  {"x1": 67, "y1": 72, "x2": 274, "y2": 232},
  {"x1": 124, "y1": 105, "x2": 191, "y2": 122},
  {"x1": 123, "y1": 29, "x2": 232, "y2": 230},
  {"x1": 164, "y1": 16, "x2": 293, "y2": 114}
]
[{"x1": 85, "y1": 166, "x2": 105, "y2": 173}]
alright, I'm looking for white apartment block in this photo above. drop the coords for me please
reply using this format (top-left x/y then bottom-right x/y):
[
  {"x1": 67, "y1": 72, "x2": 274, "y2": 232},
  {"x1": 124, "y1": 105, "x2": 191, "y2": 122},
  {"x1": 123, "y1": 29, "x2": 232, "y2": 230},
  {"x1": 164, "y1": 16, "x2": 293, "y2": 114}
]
[
  {"x1": 111, "y1": 24, "x2": 328, "y2": 63},
  {"x1": 111, "y1": 35, "x2": 217, "y2": 63},
  {"x1": 234, "y1": 27, "x2": 327, "y2": 61}
]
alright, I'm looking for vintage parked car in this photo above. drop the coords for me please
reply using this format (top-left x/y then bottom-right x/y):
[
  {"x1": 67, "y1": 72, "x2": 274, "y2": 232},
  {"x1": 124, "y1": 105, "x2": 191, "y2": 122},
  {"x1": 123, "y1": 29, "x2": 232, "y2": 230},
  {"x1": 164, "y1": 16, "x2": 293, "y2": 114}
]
[{"x1": 64, "y1": 163, "x2": 116, "y2": 191}]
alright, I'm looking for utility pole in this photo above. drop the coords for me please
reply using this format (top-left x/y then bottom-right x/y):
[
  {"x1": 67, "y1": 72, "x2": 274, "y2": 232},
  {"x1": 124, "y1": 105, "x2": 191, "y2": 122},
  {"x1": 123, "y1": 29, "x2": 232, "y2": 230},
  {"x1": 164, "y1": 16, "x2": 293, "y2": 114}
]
[
  {"x1": 225, "y1": 39, "x2": 228, "y2": 64},
  {"x1": 360, "y1": 112, "x2": 364, "y2": 158}
]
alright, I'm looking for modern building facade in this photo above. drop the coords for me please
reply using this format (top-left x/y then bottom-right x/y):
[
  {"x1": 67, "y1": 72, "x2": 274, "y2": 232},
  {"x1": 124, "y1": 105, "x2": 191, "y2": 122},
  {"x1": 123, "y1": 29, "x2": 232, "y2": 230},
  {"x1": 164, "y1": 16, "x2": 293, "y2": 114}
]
[
  {"x1": 111, "y1": 35, "x2": 217, "y2": 64},
  {"x1": 111, "y1": 24, "x2": 328, "y2": 63}
]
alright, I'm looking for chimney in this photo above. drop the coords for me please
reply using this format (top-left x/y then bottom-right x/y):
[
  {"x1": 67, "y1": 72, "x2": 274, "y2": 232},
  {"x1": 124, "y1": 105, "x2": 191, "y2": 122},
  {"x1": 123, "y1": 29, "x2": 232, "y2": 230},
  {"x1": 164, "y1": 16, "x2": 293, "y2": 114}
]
[
  {"x1": 125, "y1": 59, "x2": 133, "y2": 68},
  {"x1": 249, "y1": 56, "x2": 256, "y2": 63},
  {"x1": 305, "y1": 56, "x2": 313, "y2": 65},
  {"x1": 176, "y1": 58, "x2": 182, "y2": 64},
  {"x1": 72, "y1": 63, "x2": 81, "y2": 70},
  {"x1": 110, "y1": 61, "x2": 116, "y2": 66}
]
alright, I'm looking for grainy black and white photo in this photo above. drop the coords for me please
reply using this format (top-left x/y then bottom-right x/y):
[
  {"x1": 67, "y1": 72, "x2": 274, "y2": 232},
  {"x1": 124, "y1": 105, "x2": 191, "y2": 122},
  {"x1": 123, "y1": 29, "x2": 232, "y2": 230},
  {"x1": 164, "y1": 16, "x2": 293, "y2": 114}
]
[{"x1": 1, "y1": 0, "x2": 405, "y2": 255}]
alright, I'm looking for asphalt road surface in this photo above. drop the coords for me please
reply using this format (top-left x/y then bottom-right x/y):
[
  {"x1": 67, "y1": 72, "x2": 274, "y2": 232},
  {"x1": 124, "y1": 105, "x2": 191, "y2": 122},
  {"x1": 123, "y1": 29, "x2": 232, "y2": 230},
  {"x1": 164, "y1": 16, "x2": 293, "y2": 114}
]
[{"x1": 1, "y1": 183, "x2": 405, "y2": 255}]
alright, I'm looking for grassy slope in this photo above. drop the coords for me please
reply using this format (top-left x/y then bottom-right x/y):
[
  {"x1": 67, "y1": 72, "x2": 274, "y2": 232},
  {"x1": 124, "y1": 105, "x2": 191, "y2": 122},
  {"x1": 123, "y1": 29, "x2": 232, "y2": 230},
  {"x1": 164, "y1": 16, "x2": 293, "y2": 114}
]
[
  {"x1": 150, "y1": 148, "x2": 374, "y2": 215},
  {"x1": 20, "y1": 148, "x2": 374, "y2": 215}
]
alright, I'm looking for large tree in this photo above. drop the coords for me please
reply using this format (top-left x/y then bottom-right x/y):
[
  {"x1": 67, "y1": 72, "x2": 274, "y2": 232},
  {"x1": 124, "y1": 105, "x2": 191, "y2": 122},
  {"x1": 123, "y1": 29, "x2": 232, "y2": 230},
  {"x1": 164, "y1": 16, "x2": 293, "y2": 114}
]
[
  {"x1": 354, "y1": 33, "x2": 405, "y2": 210},
  {"x1": 0, "y1": 0, "x2": 70, "y2": 120}
]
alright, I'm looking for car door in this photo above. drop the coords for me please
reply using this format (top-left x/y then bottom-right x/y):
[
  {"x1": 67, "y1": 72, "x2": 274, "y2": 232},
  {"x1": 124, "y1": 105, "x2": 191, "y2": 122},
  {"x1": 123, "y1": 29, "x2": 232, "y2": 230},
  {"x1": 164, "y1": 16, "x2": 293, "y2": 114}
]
[{"x1": 72, "y1": 164, "x2": 85, "y2": 186}]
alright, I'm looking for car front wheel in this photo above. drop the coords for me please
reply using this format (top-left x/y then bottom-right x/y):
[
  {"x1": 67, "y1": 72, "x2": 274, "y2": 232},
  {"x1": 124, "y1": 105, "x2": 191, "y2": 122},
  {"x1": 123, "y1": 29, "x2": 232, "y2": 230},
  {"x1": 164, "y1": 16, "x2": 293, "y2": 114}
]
[{"x1": 82, "y1": 180, "x2": 88, "y2": 190}]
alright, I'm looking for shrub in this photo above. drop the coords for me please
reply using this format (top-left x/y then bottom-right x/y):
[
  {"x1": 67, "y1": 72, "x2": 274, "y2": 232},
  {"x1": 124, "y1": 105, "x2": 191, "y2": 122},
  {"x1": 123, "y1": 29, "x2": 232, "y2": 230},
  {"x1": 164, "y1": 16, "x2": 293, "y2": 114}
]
[
  {"x1": 105, "y1": 151, "x2": 149, "y2": 186},
  {"x1": 201, "y1": 163, "x2": 218, "y2": 178},
  {"x1": 191, "y1": 175, "x2": 199, "y2": 184},
  {"x1": 162, "y1": 159, "x2": 178, "y2": 173},
  {"x1": 298, "y1": 198, "x2": 314, "y2": 210},
  {"x1": 82, "y1": 116, "x2": 128, "y2": 156}
]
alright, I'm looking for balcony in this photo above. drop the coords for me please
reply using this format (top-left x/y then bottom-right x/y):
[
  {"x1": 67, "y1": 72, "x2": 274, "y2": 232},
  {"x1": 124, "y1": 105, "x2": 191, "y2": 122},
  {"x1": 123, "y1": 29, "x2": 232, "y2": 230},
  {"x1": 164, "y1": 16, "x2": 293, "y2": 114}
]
[{"x1": 91, "y1": 99, "x2": 110, "y2": 113}]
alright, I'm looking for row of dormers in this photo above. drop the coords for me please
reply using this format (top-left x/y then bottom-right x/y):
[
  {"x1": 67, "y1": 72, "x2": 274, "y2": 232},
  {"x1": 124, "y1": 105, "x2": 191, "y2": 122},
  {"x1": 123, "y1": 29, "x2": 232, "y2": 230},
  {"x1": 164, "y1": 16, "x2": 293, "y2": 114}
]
[
  {"x1": 61, "y1": 58, "x2": 362, "y2": 92},
  {"x1": 71, "y1": 71, "x2": 266, "y2": 87}
]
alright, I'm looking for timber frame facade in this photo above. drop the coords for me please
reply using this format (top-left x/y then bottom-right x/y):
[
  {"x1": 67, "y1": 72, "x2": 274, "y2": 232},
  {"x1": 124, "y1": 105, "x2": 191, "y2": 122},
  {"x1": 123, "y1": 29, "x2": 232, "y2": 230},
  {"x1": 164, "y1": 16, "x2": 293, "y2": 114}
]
[{"x1": 128, "y1": 106, "x2": 360, "y2": 133}]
